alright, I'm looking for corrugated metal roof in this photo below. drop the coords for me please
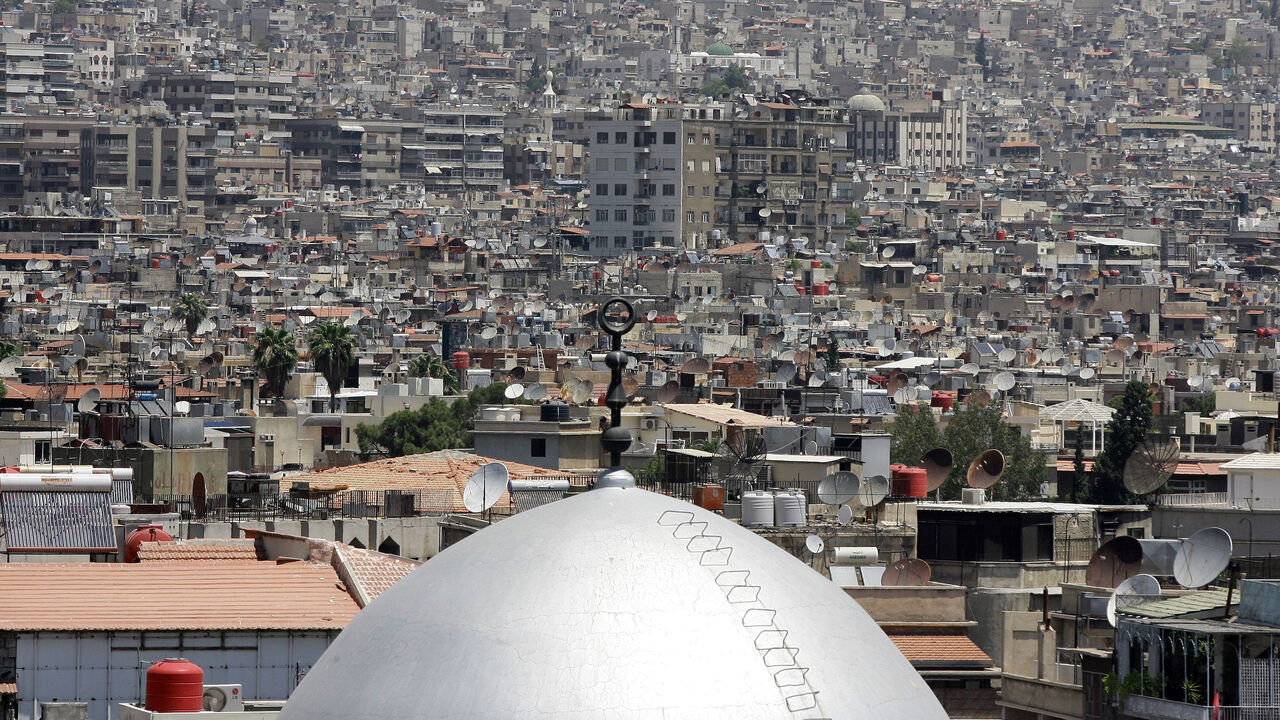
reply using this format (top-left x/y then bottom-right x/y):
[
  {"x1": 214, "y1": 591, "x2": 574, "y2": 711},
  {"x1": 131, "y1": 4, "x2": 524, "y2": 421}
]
[
  {"x1": 1119, "y1": 587, "x2": 1232, "y2": 619},
  {"x1": 0, "y1": 562, "x2": 360, "y2": 630},
  {"x1": 0, "y1": 490, "x2": 117, "y2": 552}
]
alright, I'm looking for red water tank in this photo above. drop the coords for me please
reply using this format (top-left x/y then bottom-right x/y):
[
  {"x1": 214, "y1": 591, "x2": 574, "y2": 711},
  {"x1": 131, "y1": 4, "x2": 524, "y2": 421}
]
[
  {"x1": 995, "y1": 229, "x2": 1007, "y2": 240},
  {"x1": 931, "y1": 391, "x2": 955, "y2": 412},
  {"x1": 895, "y1": 466, "x2": 928, "y2": 498},
  {"x1": 124, "y1": 525, "x2": 174, "y2": 563},
  {"x1": 145, "y1": 659, "x2": 204, "y2": 713},
  {"x1": 451, "y1": 351, "x2": 470, "y2": 370},
  {"x1": 812, "y1": 283, "x2": 829, "y2": 295},
  {"x1": 1066, "y1": 229, "x2": 1076, "y2": 239},
  {"x1": 926, "y1": 273, "x2": 941, "y2": 282}
]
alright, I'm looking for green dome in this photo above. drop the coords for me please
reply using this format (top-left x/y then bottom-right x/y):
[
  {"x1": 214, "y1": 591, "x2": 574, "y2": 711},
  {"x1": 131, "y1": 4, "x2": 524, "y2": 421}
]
[{"x1": 706, "y1": 41, "x2": 734, "y2": 56}]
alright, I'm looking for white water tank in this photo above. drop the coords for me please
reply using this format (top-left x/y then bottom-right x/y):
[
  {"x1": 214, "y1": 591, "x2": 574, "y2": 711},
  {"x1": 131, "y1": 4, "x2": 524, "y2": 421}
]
[
  {"x1": 833, "y1": 547, "x2": 879, "y2": 565},
  {"x1": 961, "y1": 488, "x2": 986, "y2": 505},
  {"x1": 741, "y1": 490, "x2": 775, "y2": 527},
  {"x1": 774, "y1": 489, "x2": 806, "y2": 527}
]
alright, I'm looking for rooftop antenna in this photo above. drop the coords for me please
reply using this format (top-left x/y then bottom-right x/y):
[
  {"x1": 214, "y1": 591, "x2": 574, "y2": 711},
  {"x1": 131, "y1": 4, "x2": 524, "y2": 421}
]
[
  {"x1": 920, "y1": 448, "x2": 953, "y2": 493},
  {"x1": 882, "y1": 557, "x2": 932, "y2": 586},
  {"x1": 1106, "y1": 574, "x2": 1160, "y2": 627},
  {"x1": 463, "y1": 461, "x2": 509, "y2": 518},
  {"x1": 1085, "y1": 535, "x2": 1144, "y2": 588},
  {"x1": 966, "y1": 449, "x2": 1005, "y2": 489},
  {"x1": 1173, "y1": 527, "x2": 1232, "y2": 588},
  {"x1": 1123, "y1": 440, "x2": 1178, "y2": 496}
]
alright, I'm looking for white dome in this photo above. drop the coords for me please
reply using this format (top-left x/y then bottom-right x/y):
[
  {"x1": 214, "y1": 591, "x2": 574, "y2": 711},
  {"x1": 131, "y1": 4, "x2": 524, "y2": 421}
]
[
  {"x1": 847, "y1": 94, "x2": 886, "y2": 112},
  {"x1": 279, "y1": 488, "x2": 947, "y2": 720}
]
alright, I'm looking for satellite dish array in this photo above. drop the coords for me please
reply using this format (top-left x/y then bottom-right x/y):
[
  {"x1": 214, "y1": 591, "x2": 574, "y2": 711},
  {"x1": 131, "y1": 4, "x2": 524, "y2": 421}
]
[{"x1": 1084, "y1": 527, "x2": 1234, "y2": 626}]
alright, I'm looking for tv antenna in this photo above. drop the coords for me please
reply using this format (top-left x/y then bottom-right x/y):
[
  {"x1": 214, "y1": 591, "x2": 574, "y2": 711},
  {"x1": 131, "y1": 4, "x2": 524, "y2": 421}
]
[
  {"x1": 1123, "y1": 440, "x2": 1178, "y2": 496},
  {"x1": 463, "y1": 461, "x2": 509, "y2": 515}
]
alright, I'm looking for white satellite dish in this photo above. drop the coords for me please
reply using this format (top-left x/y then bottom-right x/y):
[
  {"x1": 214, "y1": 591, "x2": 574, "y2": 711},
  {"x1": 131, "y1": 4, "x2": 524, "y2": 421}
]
[
  {"x1": 504, "y1": 383, "x2": 525, "y2": 400},
  {"x1": 463, "y1": 462, "x2": 509, "y2": 513},
  {"x1": 1079, "y1": 367, "x2": 1096, "y2": 380},
  {"x1": 959, "y1": 362, "x2": 979, "y2": 376},
  {"x1": 805, "y1": 534, "x2": 825, "y2": 554},
  {"x1": 997, "y1": 348, "x2": 1017, "y2": 363},
  {"x1": 76, "y1": 387, "x2": 101, "y2": 413},
  {"x1": 858, "y1": 475, "x2": 890, "y2": 507},
  {"x1": 174, "y1": 400, "x2": 191, "y2": 415},
  {"x1": 995, "y1": 372, "x2": 1016, "y2": 392},
  {"x1": 836, "y1": 504, "x2": 854, "y2": 525},
  {"x1": 523, "y1": 383, "x2": 547, "y2": 401},
  {"x1": 892, "y1": 388, "x2": 910, "y2": 404},
  {"x1": 1106, "y1": 573, "x2": 1161, "y2": 627},
  {"x1": 481, "y1": 326, "x2": 497, "y2": 340},
  {"x1": 72, "y1": 334, "x2": 85, "y2": 357},
  {"x1": 1173, "y1": 527, "x2": 1233, "y2": 588},
  {"x1": 818, "y1": 472, "x2": 860, "y2": 505}
]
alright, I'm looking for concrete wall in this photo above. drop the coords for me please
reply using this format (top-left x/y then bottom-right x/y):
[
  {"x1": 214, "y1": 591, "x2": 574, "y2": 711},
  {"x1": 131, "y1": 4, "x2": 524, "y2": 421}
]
[
  {"x1": 182, "y1": 515, "x2": 446, "y2": 561},
  {"x1": 13, "y1": 630, "x2": 337, "y2": 720},
  {"x1": 1154, "y1": 504, "x2": 1280, "y2": 557},
  {"x1": 52, "y1": 447, "x2": 228, "y2": 502},
  {"x1": 842, "y1": 583, "x2": 968, "y2": 624}
]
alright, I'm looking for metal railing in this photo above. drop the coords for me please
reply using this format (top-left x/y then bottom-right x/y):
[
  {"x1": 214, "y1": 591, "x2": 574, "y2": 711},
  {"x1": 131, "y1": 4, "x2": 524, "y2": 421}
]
[{"x1": 1156, "y1": 492, "x2": 1229, "y2": 507}]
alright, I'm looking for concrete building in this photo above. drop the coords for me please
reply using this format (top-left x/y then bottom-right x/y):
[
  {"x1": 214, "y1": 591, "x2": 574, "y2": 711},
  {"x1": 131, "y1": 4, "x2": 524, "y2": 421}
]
[{"x1": 79, "y1": 124, "x2": 220, "y2": 226}]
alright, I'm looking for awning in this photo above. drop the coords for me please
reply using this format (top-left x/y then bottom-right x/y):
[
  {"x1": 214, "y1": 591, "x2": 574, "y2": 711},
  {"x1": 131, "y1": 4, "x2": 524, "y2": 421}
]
[
  {"x1": 338, "y1": 124, "x2": 365, "y2": 133},
  {"x1": 424, "y1": 166, "x2": 443, "y2": 175},
  {"x1": 302, "y1": 414, "x2": 343, "y2": 427}
]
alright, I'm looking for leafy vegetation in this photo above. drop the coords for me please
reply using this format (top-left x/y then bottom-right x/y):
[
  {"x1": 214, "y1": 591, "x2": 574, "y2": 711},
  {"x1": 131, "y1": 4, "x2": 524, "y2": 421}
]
[
  {"x1": 409, "y1": 354, "x2": 460, "y2": 394},
  {"x1": 702, "y1": 64, "x2": 751, "y2": 97},
  {"x1": 172, "y1": 293, "x2": 209, "y2": 337},
  {"x1": 1089, "y1": 380, "x2": 1153, "y2": 504},
  {"x1": 354, "y1": 383, "x2": 522, "y2": 459},
  {"x1": 252, "y1": 326, "x2": 297, "y2": 398},
  {"x1": 887, "y1": 404, "x2": 1047, "y2": 500},
  {"x1": 51, "y1": 0, "x2": 76, "y2": 13},
  {"x1": 309, "y1": 322, "x2": 356, "y2": 411}
]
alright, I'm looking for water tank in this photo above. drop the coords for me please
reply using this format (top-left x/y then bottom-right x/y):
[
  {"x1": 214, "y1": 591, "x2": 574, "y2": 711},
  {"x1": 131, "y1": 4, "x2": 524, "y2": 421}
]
[
  {"x1": 693, "y1": 484, "x2": 724, "y2": 512},
  {"x1": 774, "y1": 489, "x2": 806, "y2": 527},
  {"x1": 540, "y1": 402, "x2": 571, "y2": 423},
  {"x1": 124, "y1": 524, "x2": 174, "y2": 562},
  {"x1": 145, "y1": 659, "x2": 204, "y2": 713},
  {"x1": 741, "y1": 490, "x2": 775, "y2": 527},
  {"x1": 893, "y1": 467, "x2": 928, "y2": 498},
  {"x1": 931, "y1": 391, "x2": 954, "y2": 412},
  {"x1": 451, "y1": 351, "x2": 470, "y2": 370}
]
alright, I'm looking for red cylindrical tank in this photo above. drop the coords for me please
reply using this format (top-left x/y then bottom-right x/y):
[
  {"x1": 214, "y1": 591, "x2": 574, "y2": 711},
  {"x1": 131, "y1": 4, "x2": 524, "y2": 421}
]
[
  {"x1": 591, "y1": 270, "x2": 603, "y2": 281},
  {"x1": 1066, "y1": 229, "x2": 1076, "y2": 239},
  {"x1": 897, "y1": 466, "x2": 928, "y2": 498},
  {"x1": 450, "y1": 351, "x2": 470, "y2": 370},
  {"x1": 146, "y1": 659, "x2": 204, "y2": 712},
  {"x1": 812, "y1": 283, "x2": 829, "y2": 295},
  {"x1": 995, "y1": 229, "x2": 1007, "y2": 240},
  {"x1": 124, "y1": 525, "x2": 174, "y2": 563},
  {"x1": 931, "y1": 391, "x2": 955, "y2": 412},
  {"x1": 926, "y1": 273, "x2": 941, "y2": 282},
  {"x1": 811, "y1": 260, "x2": 822, "y2": 269}
]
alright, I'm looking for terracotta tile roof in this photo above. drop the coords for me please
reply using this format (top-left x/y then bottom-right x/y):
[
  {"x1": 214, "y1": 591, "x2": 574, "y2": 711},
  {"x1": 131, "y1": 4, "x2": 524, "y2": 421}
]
[
  {"x1": 334, "y1": 543, "x2": 421, "y2": 607},
  {"x1": 889, "y1": 634, "x2": 993, "y2": 665},
  {"x1": 136, "y1": 539, "x2": 260, "y2": 562},
  {"x1": 306, "y1": 306, "x2": 366, "y2": 319},
  {"x1": 0, "y1": 683, "x2": 14, "y2": 694},
  {"x1": 1054, "y1": 459, "x2": 1223, "y2": 476},
  {"x1": 0, "y1": 562, "x2": 359, "y2": 631},
  {"x1": 279, "y1": 450, "x2": 554, "y2": 511}
]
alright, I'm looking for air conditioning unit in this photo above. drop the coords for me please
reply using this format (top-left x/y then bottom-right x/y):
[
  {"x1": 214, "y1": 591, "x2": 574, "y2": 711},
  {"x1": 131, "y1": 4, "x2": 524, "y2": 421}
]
[
  {"x1": 642, "y1": 418, "x2": 659, "y2": 430},
  {"x1": 202, "y1": 684, "x2": 243, "y2": 712}
]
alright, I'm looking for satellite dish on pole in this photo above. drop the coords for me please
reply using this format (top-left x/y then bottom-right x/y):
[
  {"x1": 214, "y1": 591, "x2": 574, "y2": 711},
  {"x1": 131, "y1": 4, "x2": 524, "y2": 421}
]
[
  {"x1": 1106, "y1": 574, "x2": 1161, "y2": 627},
  {"x1": 805, "y1": 534, "x2": 825, "y2": 554},
  {"x1": 858, "y1": 475, "x2": 890, "y2": 507},
  {"x1": 76, "y1": 387, "x2": 101, "y2": 413},
  {"x1": 1173, "y1": 527, "x2": 1233, "y2": 588},
  {"x1": 994, "y1": 371, "x2": 1016, "y2": 392},
  {"x1": 504, "y1": 383, "x2": 525, "y2": 400},
  {"x1": 818, "y1": 471, "x2": 860, "y2": 505},
  {"x1": 463, "y1": 462, "x2": 509, "y2": 513},
  {"x1": 656, "y1": 380, "x2": 679, "y2": 403},
  {"x1": 920, "y1": 448, "x2": 953, "y2": 492},
  {"x1": 523, "y1": 383, "x2": 547, "y2": 401},
  {"x1": 1123, "y1": 441, "x2": 1179, "y2": 495},
  {"x1": 836, "y1": 504, "x2": 854, "y2": 525},
  {"x1": 966, "y1": 449, "x2": 1005, "y2": 489},
  {"x1": 1085, "y1": 535, "x2": 1145, "y2": 588}
]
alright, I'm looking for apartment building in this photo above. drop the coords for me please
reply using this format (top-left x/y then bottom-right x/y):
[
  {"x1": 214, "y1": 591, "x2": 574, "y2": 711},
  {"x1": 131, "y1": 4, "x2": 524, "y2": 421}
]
[
  {"x1": 0, "y1": 42, "x2": 77, "y2": 112},
  {"x1": 288, "y1": 117, "x2": 422, "y2": 191},
  {"x1": 584, "y1": 94, "x2": 967, "y2": 256},
  {"x1": 1200, "y1": 100, "x2": 1276, "y2": 149},
  {"x1": 0, "y1": 116, "x2": 96, "y2": 212},
  {"x1": 79, "y1": 123, "x2": 220, "y2": 223},
  {"x1": 137, "y1": 69, "x2": 299, "y2": 136},
  {"x1": 417, "y1": 104, "x2": 505, "y2": 194}
]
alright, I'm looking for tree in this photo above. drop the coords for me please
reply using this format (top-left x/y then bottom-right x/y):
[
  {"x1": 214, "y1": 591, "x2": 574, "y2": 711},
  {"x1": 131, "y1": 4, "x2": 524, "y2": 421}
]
[
  {"x1": 886, "y1": 404, "x2": 943, "y2": 468},
  {"x1": 1182, "y1": 393, "x2": 1216, "y2": 417},
  {"x1": 1225, "y1": 36, "x2": 1252, "y2": 71},
  {"x1": 702, "y1": 64, "x2": 751, "y2": 97},
  {"x1": 409, "y1": 354, "x2": 459, "y2": 394},
  {"x1": 824, "y1": 336, "x2": 841, "y2": 372},
  {"x1": 938, "y1": 405, "x2": 1046, "y2": 501},
  {"x1": 51, "y1": 0, "x2": 75, "y2": 13},
  {"x1": 172, "y1": 293, "x2": 208, "y2": 337},
  {"x1": 354, "y1": 383, "x2": 523, "y2": 459},
  {"x1": 1071, "y1": 425, "x2": 1089, "y2": 503},
  {"x1": 975, "y1": 33, "x2": 992, "y2": 81},
  {"x1": 309, "y1": 322, "x2": 356, "y2": 411},
  {"x1": 252, "y1": 326, "x2": 297, "y2": 398},
  {"x1": 1090, "y1": 380, "x2": 1154, "y2": 505}
]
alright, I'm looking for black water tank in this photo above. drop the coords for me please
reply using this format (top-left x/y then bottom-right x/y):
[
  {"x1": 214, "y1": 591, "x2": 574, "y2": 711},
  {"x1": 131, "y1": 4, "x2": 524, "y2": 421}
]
[{"x1": 541, "y1": 402, "x2": 571, "y2": 422}]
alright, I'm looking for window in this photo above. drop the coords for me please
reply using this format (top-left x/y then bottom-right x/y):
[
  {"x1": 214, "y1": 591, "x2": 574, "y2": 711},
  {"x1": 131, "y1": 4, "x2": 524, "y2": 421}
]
[
  {"x1": 595, "y1": 157, "x2": 608, "y2": 171},
  {"x1": 614, "y1": 209, "x2": 628, "y2": 222},
  {"x1": 530, "y1": 438, "x2": 547, "y2": 457},
  {"x1": 614, "y1": 183, "x2": 627, "y2": 196},
  {"x1": 702, "y1": 185, "x2": 710, "y2": 197},
  {"x1": 595, "y1": 183, "x2": 608, "y2": 196},
  {"x1": 662, "y1": 183, "x2": 675, "y2": 196},
  {"x1": 701, "y1": 161, "x2": 710, "y2": 173},
  {"x1": 614, "y1": 157, "x2": 628, "y2": 171},
  {"x1": 687, "y1": 185, "x2": 695, "y2": 197},
  {"x1": 615, "y1": 132, "x2": 627, "y2": 144},
  {"x1": 701, "y1": 212, "x2": 710, "y2": 223},
  {"x1": 663, "y1": 131, "x2": 676, "y2": 144},
  {"x1": 686, "y1": 211, "x2": 695, "y2": 223},
  {"x1": 35, "y1": 440, "x2": 50, "y2": 463},
  {"x1": 687, "y1": 161, "x2": 695, "y2": 172},
  {"x1": 662, "y1": 209, "x2": 676, "y2": 222},
  {"x1": 596, "y1": 132, "x2": 608, "y2": 144},
  {"x1": 595, "y1": 209, "x2": 609, "y2": 221},
  {"x1": 687, "y1": 134, "x2": 695, "y2": 144}
]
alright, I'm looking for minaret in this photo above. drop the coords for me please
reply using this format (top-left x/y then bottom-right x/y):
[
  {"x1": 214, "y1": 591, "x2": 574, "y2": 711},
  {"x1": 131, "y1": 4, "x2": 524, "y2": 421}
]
[{"x1": 541, "y1": 70, "x2": 555, "y2": 142}]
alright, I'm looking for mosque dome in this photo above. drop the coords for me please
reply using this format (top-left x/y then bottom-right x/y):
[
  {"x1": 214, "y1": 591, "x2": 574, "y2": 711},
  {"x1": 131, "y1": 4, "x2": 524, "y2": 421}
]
[
  {"x1": 847, "y1": 93, "x2": 886, "y2": 112},
  {"x1": 706, "y1": 41, "x2": 735, "y2": 56},
  {"x1": 278, "y1": 488, "x2": 948, "y2": 720}
]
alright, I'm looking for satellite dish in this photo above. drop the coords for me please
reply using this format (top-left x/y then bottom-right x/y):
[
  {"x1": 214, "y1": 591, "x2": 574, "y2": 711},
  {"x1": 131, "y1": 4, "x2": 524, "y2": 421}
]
[
  {"x1": 805, "y1": 534, "x2": 825, "y2": 554},
  {"x1": 0, "y1": 356, "x2": 21, "y2": 375},
  {"x1": 997, "y1": 348, "x2": 1017, "y2": 363},
  {"x1": 570, "y1": 379, "x2": 594, "y2": 404},
  {"x1": 656, "y1": 380, "x2": 679, "y2": 403},
  {"x1": 507, "y1": 366, "x2": 527, "y2": 381},
  {"x1": 1173, "y1": 527, "x2": 1233, "y2": 588},
  {"x1": 818, "y1": 471, "x2": 860, "y2": 505},
  {"x1": 966, "y1": 389, "x2": 992, "y2": 407},
  {"x1": 1079, "y1": 367, "x2": 1097, "y2": 380},
  {"x1": 858, "y1": 475, "x2": 890, "y2": 507},
  {"x1": 463, "y1": 462, "x2": 509, "y2": 513},
  {"x1": 481, "y1": 326, "x2": 497, "y2": 340},
  {"x1": 1123, "y1": 440, "x2": 1179, "y2": 495},
  {"x1": 1114, "y1": 334, "x2": 1135, "y2": 350},
  {"x1": 966, "y1": 449, "x2": 1005, "y2": 489},
  {"x1": 504, "y1": 383, "x2": 525, "y2": 400},
  {"x1": 142, "y1": 319, "x2": 156, "y2": 335},
  {"x1": 959, "y1": 362, "x2": 979, "y2": 376},
  {"x1": 680, "y1": 357, "x2": 711, "y2": 374},
  {"x1": 758, "y1": 208, "x2": 772, "y2": 218},
  {"x1": 1106, "y1": 574, "x2": 1161, "y2": 627},
  {"x1": 836, "y1": 504, "x2": 854, "y2": 525},
  {"x1": 1008, "y1": 277, "x2": 1022, "y2": 291},
  {"x1": 174, "y1": 400, "x2": 191, "y2": 415},
  {"x1": 892, "y1": 388, "x2": 910, "y2": 404},
  {"x1": 76, "y1": 387, "x2": 101, "y2": 413},
  {"x1": 920, "y1": 448, "x2": 953, "y2": 492},
  {"x1": 72, "y1": 334, "x2": 85, "y2": 357},
  {"x1": 774, "y1": 363, "x2": 797, "y2": 383},
  {"x1": 881, "y1": 245, "x2": 896, "y2": 259},
  {"x1": 1085, "y1": 535, "x2": 1144, "y2": 588},
  {"x1": 804, "y1": 440, "x2": 819, "y2": 455},
  {"x1": 995, "y1": 371, "x2": 1016, "y2": 392},
  {"x1": 882, "y1": 557, "x2": 932, "y2": 586},
  {"x1": 523, "y1": 383, "x2": 547, "y2": 401}
]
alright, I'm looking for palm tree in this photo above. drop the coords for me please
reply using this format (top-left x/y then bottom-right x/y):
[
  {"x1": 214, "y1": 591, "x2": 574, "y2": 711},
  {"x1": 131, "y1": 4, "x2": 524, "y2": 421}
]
[
  {"x1": 172, "y1": 293, "x2": 208, "y2": 337},
  {"x1": 309, "y1": 322, "x2": 355, "y2": 411},
  {"x1": 408, "y1": 354, "x2": 459, "y2": 394},
  {"x1": 252, "y1": 326, "x2": 297, "y2": 398}
]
